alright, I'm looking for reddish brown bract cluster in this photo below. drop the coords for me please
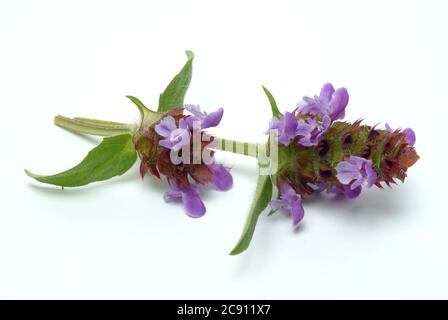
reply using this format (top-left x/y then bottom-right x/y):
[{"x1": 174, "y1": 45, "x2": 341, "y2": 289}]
[{"x1": 133, "y1": 108, "x2": 216, "y2": 189}]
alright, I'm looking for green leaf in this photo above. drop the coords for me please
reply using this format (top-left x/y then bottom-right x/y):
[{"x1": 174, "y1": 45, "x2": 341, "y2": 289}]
[
  {"x1": 262, "y1": 85, "x2": 281, "y2": 118},
  {"x1": 126, "y1": 95, "x2": 163, "y2": 128},
  {"x1": 230, "y1": 172, "x2": 273, "y2": 255},
  {"x1": 158, "y1": 51, "x2": 194, "y2": 112},
  {"x1": 126, "y1": 95, "x2": 148, "y2": 115},
  {"x1": 25, "y1": 134, "x2": 137, "y2": 187}
]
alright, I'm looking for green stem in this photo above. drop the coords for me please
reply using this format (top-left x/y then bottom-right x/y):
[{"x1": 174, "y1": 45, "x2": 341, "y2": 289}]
[
  {"x1": 54, "y1": 115, "x2": 135, "y2": 137},
  {"x1": 213, "y1": 137, "x2": 261, "y2": 158},
  {"x1": 54, "y1": 116, "x2": 263, "y2": 159},
  {"x1": 72, "y1": 117, "x2": 129, "y2": 127}
]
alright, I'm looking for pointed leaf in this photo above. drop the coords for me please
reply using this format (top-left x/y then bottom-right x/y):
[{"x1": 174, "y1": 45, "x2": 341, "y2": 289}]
[
  {"x1": 230, "y1": 172, "x2": 273, "y2": 255},
  {"x1": 262, "y1": 85, "x2": 281, "y2": 118},
  {"x1": 25, "y1": 134, "x2": 137, "y2": 187},
  {"x1": 126, "y1": 95, "x2": 163, "y2": 128},
  {"x1": 158, "y1": 51, "x2": 194, "y2": 112}
]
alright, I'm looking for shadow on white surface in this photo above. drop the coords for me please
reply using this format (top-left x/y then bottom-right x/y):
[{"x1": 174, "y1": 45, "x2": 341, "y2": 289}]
[{"x1": 230, "y1": 182, "x2": 410, "y2": 275}]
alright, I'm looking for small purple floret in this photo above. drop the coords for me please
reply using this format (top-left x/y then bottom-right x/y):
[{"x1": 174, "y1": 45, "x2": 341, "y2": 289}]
[
  {"x1": 267, "y1": 83, "x2": 348, "y2": 147},
  {"x1": 164, "y1": 178, "x2": 206, "y2": 218},
  {"x1": 295, "y1": 114, "x2": 331, "y2": 146},
  {"x1": 270, "y1": 181, "x2": 304, "y2": 226},
  {"x1": 403, "y1": 128, "x2": 416, "y2": 146},
  {"x1": 336, "y1": 156, "x2": 377, "y2": 190},
  {"x1": 297, "y1": 83, "x2": 349, "y2": 121},
  {"x1": 184, "y1": 104, "x2": 224, "y2": 129},
  {"x1": 208, "y1": 163, "x2": 233, "y2": 191},
  {"x1": 385, "y1": 123, "x2": 416, "y2": 146},
  {"x1": 267, "y1": 111, "x2": 298, "y2": 146},
  {"x1": 155, "y1": 116, "x2": 190, "y2": 151}
]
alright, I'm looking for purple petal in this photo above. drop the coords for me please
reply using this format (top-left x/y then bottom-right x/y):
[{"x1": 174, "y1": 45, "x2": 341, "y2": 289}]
[
  {"x1": 202, "y1": 108, "x2": 224, "y2": 129},
  {"x1": 297, "y1": 98, "x2": 323, "y2": 117},
  {"x1": 350, "y1": 178, "x2": 363, "y2": 190},
  {"x1": 385, "y1": 123, "x2": 393, "y2": 132},
  {"x1": 315, "y1": 115, "x2": 331, "y2": 141},
  {"x1": 178, "y1": 118, "x2": 188, "y2": 129},
  {"x1": 403, "y1": 128, "x2": 416, "y2": 146},
  {"x1": 159, "y1": 138, "x2": 175, "y2": 150},
  {"x1": 303, "y1": 96, "x2": 315, "y2": 104},
  {"x1": 209, "y1": 163, "x2": 233, "y2": 191},
  {"x1": 270, "y1": 199, "x2": 286, "y2": 210},
  {"x1": 155, "y1": 116, "x2": 177, "y2": 137},
  {"x1": 309, "y1": 183, "x2": 328, "y2": 193},
  {"x1": 291, "y1": 199, "x2": 305, "y2": 226},
  {"x1": 278, "y1": 181, "x2": 293, "y2": 196},
  {"x1": 182, "y1": 189, "x2": 206, "y2": 218},
  {"x1": 319, "y1": 83, "x2": 335, "y2": 103},
  {"x1": 277, "y1": 134, "x2": 293, "y2": 146},
  {"x1": 184, "y1": 104, "x2": 203, "y2": 118},
  {"x1": 283, "y1": 111, "x2": 298, "y2": 137},
  {"x1": 343, "y1": 185, "x2": 362, "y2": 199},
  {"x1": 335, "y1": 161, "x2": 362, "y2": 185},
  {"x1": 296, "y1": 119, "x2": 312, "y2": 136},
  {"x1": 336, "y1": 156, "x2": 377, "y2": 190},
  {"x1": 330, "y1": 87, "x2": 348, "y2": 120},
  {"x1": 164, "y1": 178, "x2": 182, "y2": 202},
  {"x1": 170, "y1": 129, "x2": 191, "y2": 151},
  {"x1": 163, "y1": 190, "x2": 182, "y2": 202},
  {"x1": 296, "y1": 119, "x2": 314, "y2": 146},
  {"x1": 268, "y1": 117, "x2": 282, "y2": 131},
  {"x1": 364, "y1": 160, "x2": 377, "y2": 188}
]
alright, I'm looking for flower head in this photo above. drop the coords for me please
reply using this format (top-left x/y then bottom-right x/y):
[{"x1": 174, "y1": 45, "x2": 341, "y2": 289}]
[
  {"x1": 336, "y1": 156, "x2": 377, "y2": 190},
  {"x1": 138, "y1": 106, "x2": 233, "y2": 218},
  {"x1": 270, "y1": 181, "x2": 304, "y2": 226},
  {"x1": 297, "y1": 83, "x2": 349, "y2": 121}
]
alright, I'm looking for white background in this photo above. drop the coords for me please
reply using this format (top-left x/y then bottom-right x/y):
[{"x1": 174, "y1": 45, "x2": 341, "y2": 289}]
[{"x1": 1, "y1": 0, "x2": 447, "y2": 299}]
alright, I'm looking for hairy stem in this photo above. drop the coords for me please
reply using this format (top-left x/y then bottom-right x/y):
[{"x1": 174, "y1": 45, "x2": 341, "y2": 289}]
[{"x1": 54, "y1": 115, "x2": 135, "y2": 137}]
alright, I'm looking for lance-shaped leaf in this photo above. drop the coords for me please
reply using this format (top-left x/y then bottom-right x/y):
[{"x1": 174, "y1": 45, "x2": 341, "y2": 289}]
[
  {"x1": 158, "y1": 51, "x2": 194, "y2": 112},
  {"x1": 126, "y1": 95, "x2": 163, "y2": 128},
  {"x1": 230, "y1": 171, "x2": 273, "y2": 255},
  {"x1": 25, "y1": 134, "x2": 137, "y2": 187},
  {"x1": 262, "y1": 85, "x2": 281, "y2": 118}
]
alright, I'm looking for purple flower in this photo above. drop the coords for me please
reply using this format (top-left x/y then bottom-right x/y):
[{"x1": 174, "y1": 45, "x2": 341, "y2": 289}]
[
  {"x1": 385, "y1": 123, "x2": 416, "y2": 146},
  {"x1": 208, "y1": 163, "x2": 233, "y2": 191},
  {"x1": 336, "y1": 156, "x2": 377, "y2": 190},
  {"x1": 295, "y1": 114, "x2": 331, "y2": 146},
  {"x1": 155, "y1": 116, "x2": 191, "y2": 151},
  {"x1": 310, "y1": 182, "x2": 362, "y2": 199},
  {"x1": 297, "y1": 83, "x2": 349, "y2": 121},
  {"x1": 267, "y1": 111, "x2": 298, "y2": 146},
  {"x1": 164, "y1": 178, "x2": 206, "y2": 218},
  {"x1": 270, "y1": 181, "x2": 304, "y2": 226},
  {"x1": 184, "y1": 104, "x2": 224, "y2": 129},
  {"x1": 332, "y1": 185, "x2": 362, "y2": 199}
]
